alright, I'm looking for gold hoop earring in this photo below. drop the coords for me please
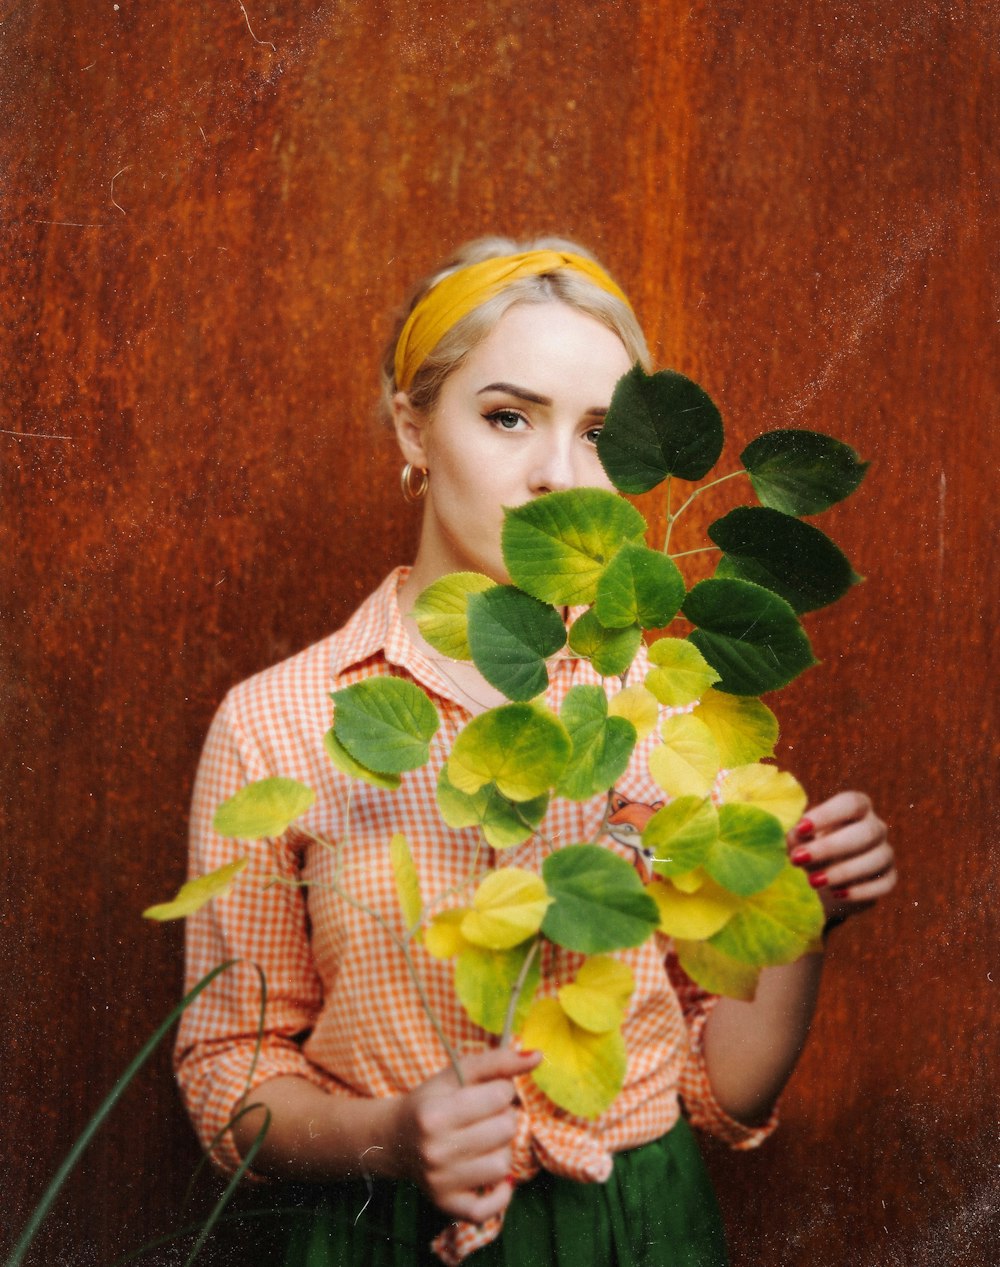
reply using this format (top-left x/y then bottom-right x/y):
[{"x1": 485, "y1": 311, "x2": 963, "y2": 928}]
[{"x1": 400, "y1": 462, "x2": 429, "y2": 503}]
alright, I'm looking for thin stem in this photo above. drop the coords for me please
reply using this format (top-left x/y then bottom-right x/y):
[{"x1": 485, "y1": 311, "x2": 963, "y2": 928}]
[
  {"x1": 588, "y1": 787, "x2": 617, "y2": 846},
  {"x1": 181, "y1": 1109, "x2": 272, "y2": 1266},
  {"x1": 500, "y1": 938, "x2": 541, "y2": 1048},
  {"x1": 663, "y1": 468, "x2": 748, "y2": 553},
  {"x1": 668, "y1": 545, "x2": 723, "y2": 561},
  {"x1": 270, "y1": 861, "x2": 465, "y2": 1083}
]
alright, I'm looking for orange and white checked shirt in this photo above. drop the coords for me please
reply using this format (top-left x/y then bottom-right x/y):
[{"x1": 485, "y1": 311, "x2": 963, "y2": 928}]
[{"x1": 175, "y1": 569, "x2": 776, "y2": 1264}]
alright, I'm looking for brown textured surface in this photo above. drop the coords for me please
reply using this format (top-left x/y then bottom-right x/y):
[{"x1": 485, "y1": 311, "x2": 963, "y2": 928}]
[{"x1": 1, "y1": 2, "x2": 996, "y2": 1263}]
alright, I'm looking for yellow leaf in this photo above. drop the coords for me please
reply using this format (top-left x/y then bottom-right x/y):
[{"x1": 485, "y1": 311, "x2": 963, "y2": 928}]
[
  {"x1": 143, "y1": 857, "x2": 249, "y2": 922},
  {"x1": 423, "y1": 909, "x2": 468, "y2": 959},
  {"x1": 692, "y1": 688, "x2": 778, "y2": 767},
  {"x1": 608, "y1": 685, "x2": 659, "y2": 740},
  {"x1": 647, "y1": 876, "x2": 739, "y2": 940},
  {"x1": 462, "y1": 868, "x2": 551, "y2": 950},
  {"x1": 558, "y1": 956, "x2": 634, "y2": 1034},
  {"x1": 648, "y1": 714, "x2": 719, "y2": 798},
  {"x1": 520, "y1": 996, "x2": 626, "y2": 1119},
  {"x1": 674, "y1": 938, "x2": 760, "y2": 1001},
  {"x1": 671, "y1": 869, "x2": 706, "y2": 894},
  {"x1": 720, "y1": 764, "x2": 807, "y2": 833},
  {"x1": 389, "y1": 834, "x2": 422, "y2": 932}
]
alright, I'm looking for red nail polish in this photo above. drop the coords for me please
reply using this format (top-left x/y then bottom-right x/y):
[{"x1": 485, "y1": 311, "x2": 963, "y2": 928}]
[
  {"x1": 831, "y1": 888, "x2": 850, "y2": 900},
  {"x1": 796, "y1": 818, "x2": 816, "y2": 842},
  {"x1": 809, "y1": 871, "x2": 828, "y2": 889},
  {"x1": 790, "y1": 847, "x2": 812, "y2": 866},
  {"x1": 507, "y1": 1173, "x2": 517, "y2": 1185}
]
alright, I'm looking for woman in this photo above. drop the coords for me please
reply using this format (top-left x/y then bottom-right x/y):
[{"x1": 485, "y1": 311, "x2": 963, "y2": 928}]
[{"x1": 176, "y1": 237, "x2": 896, "y2": 1266}]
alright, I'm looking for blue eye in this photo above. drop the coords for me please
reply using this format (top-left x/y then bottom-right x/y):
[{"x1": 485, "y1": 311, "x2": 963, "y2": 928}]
[{"x1": 486, "y1": 409, "x2": 528, "y2": 431}]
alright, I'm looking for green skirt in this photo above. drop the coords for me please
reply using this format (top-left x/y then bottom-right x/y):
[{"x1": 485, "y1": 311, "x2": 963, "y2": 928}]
[{"x1": 241, "y1": 1118, "x2": 727, "y2": 1267}]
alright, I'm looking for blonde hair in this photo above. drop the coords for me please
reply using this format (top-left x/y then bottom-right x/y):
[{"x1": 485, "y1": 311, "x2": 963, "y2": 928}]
[{"x1": 379, "y1": 235, "x2": 650, "y2": 425}]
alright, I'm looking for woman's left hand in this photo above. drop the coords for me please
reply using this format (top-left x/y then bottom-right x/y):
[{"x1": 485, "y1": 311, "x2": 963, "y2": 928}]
[{"x1": 787, "y1": 791, "x2": 897, "y2": 922}]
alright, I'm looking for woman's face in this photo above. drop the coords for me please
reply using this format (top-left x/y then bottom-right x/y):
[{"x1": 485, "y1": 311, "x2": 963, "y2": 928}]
[{"x1": 395, "y1": 300, "x2": 634, "y2": 586}]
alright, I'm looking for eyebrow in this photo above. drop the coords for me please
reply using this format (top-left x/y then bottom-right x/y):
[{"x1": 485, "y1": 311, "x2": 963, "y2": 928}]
[{"x1": 476, "y1": 382, "x2": 608, "y2": 417}]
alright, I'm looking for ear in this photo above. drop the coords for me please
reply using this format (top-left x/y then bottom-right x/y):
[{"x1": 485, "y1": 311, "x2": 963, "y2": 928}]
[{"x1": 392, "y1": 391, "x2": 430, "y2": 469}]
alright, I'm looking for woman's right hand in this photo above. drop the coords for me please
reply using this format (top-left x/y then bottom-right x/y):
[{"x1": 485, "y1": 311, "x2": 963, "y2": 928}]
[{"x1": 388, "y1": 1047, "x2": 541, "y2": 1223}]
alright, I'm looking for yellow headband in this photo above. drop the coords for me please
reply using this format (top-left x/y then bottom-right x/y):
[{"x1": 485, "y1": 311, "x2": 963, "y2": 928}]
[{"x1": 393, "y1": 250, "x2": 634, "y2": 392}]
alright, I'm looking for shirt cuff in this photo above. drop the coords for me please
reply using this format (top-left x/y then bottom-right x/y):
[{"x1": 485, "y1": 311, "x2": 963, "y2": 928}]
[
  {"x1": 177, "y1": 1039, "x2": 354, "y2": 1177},
  {"x1": 677, "y1": 997, "x2": 780, "y2": 1151}
]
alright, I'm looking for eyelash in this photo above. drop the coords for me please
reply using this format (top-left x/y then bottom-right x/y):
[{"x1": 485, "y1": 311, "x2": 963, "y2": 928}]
[
  {"x1": 484, "y1": 408, "x2": 528, "y2": 431},
  {"x1": 484, "y1": 409, "x2": 604, "y2": 445}
]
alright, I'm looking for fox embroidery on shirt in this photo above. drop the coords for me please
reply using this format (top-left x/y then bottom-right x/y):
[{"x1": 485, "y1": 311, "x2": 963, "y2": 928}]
[{"x1": 605, "y1": 790, "x2": 664, "y2": 877}]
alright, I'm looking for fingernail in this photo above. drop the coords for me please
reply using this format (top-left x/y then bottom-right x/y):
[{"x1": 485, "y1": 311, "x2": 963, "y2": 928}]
[
  {"x1": 796, "y1": 818, "x2": 816, "y2": 842},
  {"x1": 831, "y1": 887, "x2": 850, "y2": 900},
  {"x1": 790, "y1": 847, "x2": 812, "y2": 866},
  {"x1": 808, "y1": 871, "x2": 828, "y2": 889},
  {"x1": 507, "y1": 1174, "x2": 517, "y2": 1186},
  {"x1": 518, "y1": 1049, "x2": 540, "y2": 1059}
]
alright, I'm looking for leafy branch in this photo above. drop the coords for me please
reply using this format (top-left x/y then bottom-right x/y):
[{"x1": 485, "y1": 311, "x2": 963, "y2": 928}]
[{"x1": 146, "y1": 361, "x2": 869, "y2": 1122}]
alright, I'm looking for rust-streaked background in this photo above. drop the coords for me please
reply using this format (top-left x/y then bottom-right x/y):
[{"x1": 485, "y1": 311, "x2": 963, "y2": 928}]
[{"x1": 1, "y1": 2, "x2": 996, "y2": 1263}]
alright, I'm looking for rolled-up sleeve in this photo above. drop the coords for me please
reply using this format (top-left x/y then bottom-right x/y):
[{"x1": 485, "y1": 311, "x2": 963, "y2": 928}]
[
  {"x1": 174, "y1": 696, "x2": 349, "y2": 1175},
  {"x1": 665, "y1": 946, "x2": 779, "y2": 1150}
]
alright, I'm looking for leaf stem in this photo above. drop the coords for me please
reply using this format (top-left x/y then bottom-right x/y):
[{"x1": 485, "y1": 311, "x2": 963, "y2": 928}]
[
  {"x1": 500, "y1": 938, "x2": 541, "y2": 1047},
  {"x1": 291, "y1": 832, "x2": 466, "y2": 1083},
  {"x1": 668, "y1": 546, "x2": 723, "y2": 561},
  {"x1": 588, "y1": 787, "x2": 617, "y2": 846},
  {"x1": 663, "y1": 469, "x2": 747, "y2": 553}
]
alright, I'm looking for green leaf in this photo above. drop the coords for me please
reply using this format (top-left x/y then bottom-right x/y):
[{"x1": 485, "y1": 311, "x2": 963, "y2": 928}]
[
  {"x1": 741, "y1": 429, "x2": 869, "y2": 516},
  {"x1": 709, "y1": 865, "x2": 824, "y2": 966},
  {"x1": 466, "y1": 586, "x2": 567, "y2": 702},
  {"x1": 709, "y1": 506, "x2": 862, "y2": 613},
  {"x1": 597, "y1": 365, "x2": 725, "y2": 491},
  {"x1": 454, "y1": 940, "x2": 540, "y2": 1034},
  {"x1": 331, "y1": 677, "x2": 439, "y2": 774},
  {"x1": 411, "y1": 572, "x2": 496, "y2": 660},
  {"x1": 323, "y1": 728, "x2": 402, "y2": 790},
  {"x1": 389, "y1": 834, "x2": 422, "y2": 932},
  {"x1": 568, "y1": 610, "x2": 642, "y2": 677},
  {"x1": 556, "y1": 685, "x2": 638, "y2": 800},
  {"x1": 702, "y1": 803, "x2": 787, "y2": 897},
  {"x1": 644, "y1": 797, "x2": 719, "y2": 877},
  {"x1": 143, "y1": 857, "x2": 249, "y2": 921},
  {"x1": 447, "y1": 703, "x2": 571, "y2": 801},
  {"x1": 436, "y1": 766, "x2": 549, "y2": 850},
  {"x1": 594, "y1": 543, "x2": 686, "y2": 630},
  {"x1": 212, "y1": 777, "x2": 316, "y2": 839},
  {"x1": 542, "y1": 844, "x2": 660, "y2": 954},
  {"x1": 501, "y1": 488, "x2": 646, "y2": 606},
  {"x1": 691, "y1": 689, "x2": 778, "y2": 766},
  {"x1": 673, "y1": 938, "x2": 761, "y2": 1001},
  {"x1": 683, "y1": 578, "x2": 818, "y2": 695},
  {"x1": 520, "y1": 997, "x2": 627, "y2": 1119},
  {"x1": 645, "y1": 638, "x2": 721, "y2": 707}
]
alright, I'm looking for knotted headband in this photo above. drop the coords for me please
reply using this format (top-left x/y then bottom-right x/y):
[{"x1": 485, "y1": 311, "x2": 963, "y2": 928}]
[{"x1": 393, "y1": 250, "x2": 634, "y2": 393}]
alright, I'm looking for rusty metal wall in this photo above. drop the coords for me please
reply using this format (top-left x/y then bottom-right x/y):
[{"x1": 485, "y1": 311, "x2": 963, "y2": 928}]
[{"x1": 1, "y1": 2, "x2": 996, "y2": 1262}]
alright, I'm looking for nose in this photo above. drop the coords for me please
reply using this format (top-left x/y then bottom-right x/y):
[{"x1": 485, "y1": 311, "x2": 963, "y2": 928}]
[{"x1": 528, "y1": 432, "x2": 578, "y2": 495}]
